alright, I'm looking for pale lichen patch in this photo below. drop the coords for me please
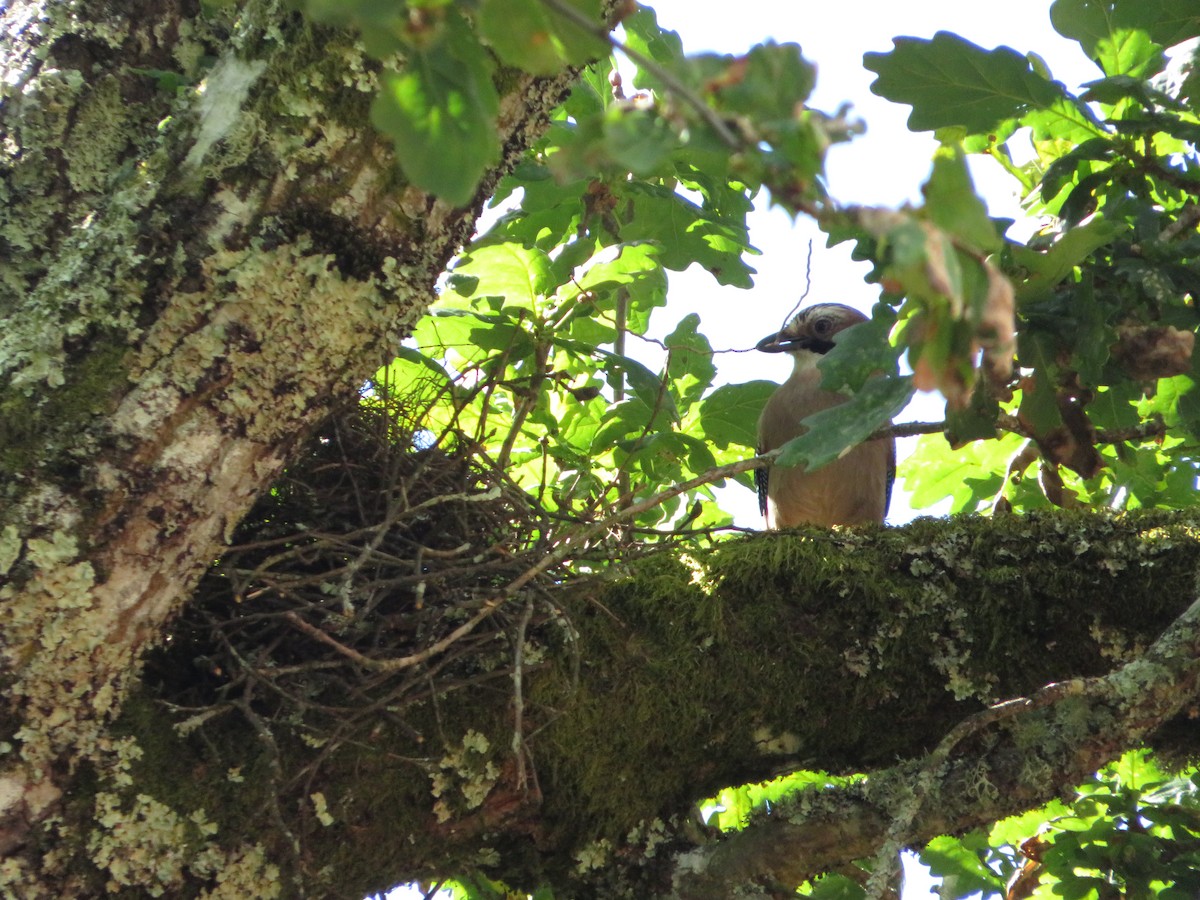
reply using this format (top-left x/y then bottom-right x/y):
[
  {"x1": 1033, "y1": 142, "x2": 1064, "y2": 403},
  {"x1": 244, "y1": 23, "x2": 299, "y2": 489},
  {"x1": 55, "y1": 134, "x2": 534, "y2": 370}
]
[
  {"x1": 87, "y1": 787, "x2": 278, "y2": 899},
  {"x1": 183, "y1": 54, "x2": 268, "y2": 171},
  {"x1": 430, "y1": 729, "x2": 499, "y2": 824},
  {"x1": 62, "y1": 75, "x2": 130, "y2": 194}
]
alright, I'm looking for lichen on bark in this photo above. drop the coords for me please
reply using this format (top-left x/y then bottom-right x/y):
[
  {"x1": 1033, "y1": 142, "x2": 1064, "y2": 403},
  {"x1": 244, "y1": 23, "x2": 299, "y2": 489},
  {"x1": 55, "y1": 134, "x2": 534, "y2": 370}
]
[{"x1": 0, "y1": 0, "x2": 587, "y2": 892}]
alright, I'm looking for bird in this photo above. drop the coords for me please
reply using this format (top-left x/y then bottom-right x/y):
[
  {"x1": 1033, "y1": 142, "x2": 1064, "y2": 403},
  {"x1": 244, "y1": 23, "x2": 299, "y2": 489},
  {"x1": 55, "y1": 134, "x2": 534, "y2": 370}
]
[{"x1": 755, "y1": 302, "x2": 895, "y2": 528}]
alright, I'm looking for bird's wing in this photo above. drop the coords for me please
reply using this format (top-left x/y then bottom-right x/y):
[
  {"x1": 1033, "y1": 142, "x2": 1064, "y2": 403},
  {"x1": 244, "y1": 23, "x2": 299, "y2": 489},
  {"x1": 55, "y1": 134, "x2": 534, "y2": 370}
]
[
  {"x1": 755, "y1": 450, "x2": 769, "y2": 518},
  {"x1": 885, "y1": 438, "x2": 896, "y2": 519}
]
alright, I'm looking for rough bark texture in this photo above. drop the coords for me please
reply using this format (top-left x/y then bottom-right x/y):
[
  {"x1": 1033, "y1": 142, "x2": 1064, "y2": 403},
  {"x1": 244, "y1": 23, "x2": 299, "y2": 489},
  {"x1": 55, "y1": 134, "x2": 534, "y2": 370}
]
[{"x1": 0, "y1": 0, "x2": 582, "y2": 894}]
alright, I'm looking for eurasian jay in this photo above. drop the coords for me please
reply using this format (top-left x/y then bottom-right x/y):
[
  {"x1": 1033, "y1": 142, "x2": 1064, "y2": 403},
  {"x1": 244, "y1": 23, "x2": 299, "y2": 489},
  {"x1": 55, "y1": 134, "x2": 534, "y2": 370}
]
[{"x1": 755, "y1": 303, "x2": 895, "y2": 527}]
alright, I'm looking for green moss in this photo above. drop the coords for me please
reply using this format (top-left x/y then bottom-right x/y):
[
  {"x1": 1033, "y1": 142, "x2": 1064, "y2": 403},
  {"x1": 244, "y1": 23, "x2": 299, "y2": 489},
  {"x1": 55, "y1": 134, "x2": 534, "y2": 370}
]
[
  {"x1": 0, "y1": 341, "x2": 128, "y2": 479},
  {"x1": 529, "y1": 510, "x2": 1200, "y2": 847}
]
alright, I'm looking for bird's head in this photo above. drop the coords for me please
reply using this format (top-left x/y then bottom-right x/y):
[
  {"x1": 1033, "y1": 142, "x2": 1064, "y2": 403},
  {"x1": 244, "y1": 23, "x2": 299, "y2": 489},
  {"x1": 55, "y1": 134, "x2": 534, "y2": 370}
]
[{"x1": 755, "y1": 303, "x2": 868, "y2": 357}]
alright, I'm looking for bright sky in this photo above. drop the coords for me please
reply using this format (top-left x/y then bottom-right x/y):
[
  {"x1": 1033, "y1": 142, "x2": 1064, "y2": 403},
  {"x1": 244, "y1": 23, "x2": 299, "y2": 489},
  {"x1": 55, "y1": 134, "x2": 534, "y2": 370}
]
[{"x1": 388, "y1": 5, "x2": 1101, "y2": 898}]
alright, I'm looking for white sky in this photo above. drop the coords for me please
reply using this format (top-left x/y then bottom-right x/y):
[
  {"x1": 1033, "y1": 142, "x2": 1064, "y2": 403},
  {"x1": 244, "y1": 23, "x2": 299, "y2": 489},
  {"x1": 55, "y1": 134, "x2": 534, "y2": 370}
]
[{"x1": 388, "y1": 5, "x2": 1102, "y2": 898}]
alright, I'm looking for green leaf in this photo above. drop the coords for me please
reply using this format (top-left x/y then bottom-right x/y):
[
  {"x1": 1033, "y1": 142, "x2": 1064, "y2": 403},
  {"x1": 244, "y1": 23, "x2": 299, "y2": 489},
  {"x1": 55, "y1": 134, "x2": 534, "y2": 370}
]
[
  {"x1": 865, "y1": 31, "x2": 1067, "y2": 134},
  {"x1": 903, "y1": 430, "x2": 1023, "y2": 512},
  {"x1": 1011, "y1": 216, "x2": 1128, "y2": 301},
  {"x1": 1050, "y1": 0, "x2": 1200, "y2": 76},
  {"x1": 417, "y1": 308, "x2": 514, "y2": 360},
  {"x1": 697, "y1": 381, "x2": 776, "y2": 450},
  {"x1": 479, "y1": 0, "x2": 606, "y2": 76},
  {"x1": 451, "y1": 244, "x2": 555, "y2": 310},
  {"x1": 921, "y1": 835, "x2": 1006, "y2": 895},
  {"x1": 665, "y1": 314, "x2": 717, "y2": 407},
  {"x1": 711, "y1": 41, "x2": 815, "y2": 122},
  {"x1": 621, "y1": 5, "x2": 686, "y2": 93},
  {"x1": 945, "y1": 385, "x2": 1001, "y2": 443},
  {"x1": 1088, "y1": 383, "x2": 1141, "y2": 430},
  {"x1": 548, "y1": 104, "x2": 683, "y2": 181},
  {"x1": 557, "y1": 242, "x2": 667, "y2": 335},
  {"x1": 598, "y1": 351, "x2": 678, "y2": 423},
  {"x1": 370, "y1": 13, "x2": 500, "y2": 205},
  {"x1": 817, "y1": 307, "x2": 901, "y2": 392},
  {"x1": 803, "y1": 873, "x2": 867, "y2": 900},
  {"x1": 990, "y1": 798, "x2": 1074, "y2": 846},
  {"x1": 621, "y1": 431, "x2": 719, "y2": 489},
  {"x1": 1016, "y1": 334, "x2": 1063, "y2": 434},
  {"x1": 1039, "y1": 136, "x2": 1114, "y2": 204},
  {"x1": 591, "y1": 396, "x2": 670, "y2": 451},
  {"x1": 602, "y1": 107, "x2": 680, "y2": 176},
  {"x1": 776, "y1": 376, "x2": 914, "y2": 472},
  {"x1": 618, "y1": 182, "x2": 757, "y2": 287},
  {"x1": 923, "y1": 145, "x2": 1003, "y2": 252},
  {"x1": 1022, "y1": 95, "x2": 1108, "y2": 144},
  {"x1": 384, "y1": 346, "x2": 453, "y2": 388}
]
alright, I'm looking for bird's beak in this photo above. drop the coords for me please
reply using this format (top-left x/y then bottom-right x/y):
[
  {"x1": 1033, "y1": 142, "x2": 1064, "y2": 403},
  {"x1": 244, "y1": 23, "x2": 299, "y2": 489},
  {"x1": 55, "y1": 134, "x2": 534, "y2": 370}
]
[
  {"x1": 756, "y1": 331, "x2": 811, "y2": 353},
  {"x1": 756, "y1": 331, "x2": 796, "y2": 353}
]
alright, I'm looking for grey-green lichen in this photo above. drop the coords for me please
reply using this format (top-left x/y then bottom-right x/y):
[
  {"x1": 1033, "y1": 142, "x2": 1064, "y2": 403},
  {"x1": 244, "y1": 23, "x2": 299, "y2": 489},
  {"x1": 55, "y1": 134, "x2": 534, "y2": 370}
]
[
  {"x1": 183, "y1": 54, "x2": 268, "y2": 171},
  {"x1": 86, "y1": 784, "x2": 281, "y2": 900},
  {"x1": 431, "y1": 730, "x2": 500, "y2": 824},
  {"x1": 0, "y1": 731, "x2": 283, "y2": 899},
  {"x1": 62, "y1": 74, "x2": 131, "y2": 194}
]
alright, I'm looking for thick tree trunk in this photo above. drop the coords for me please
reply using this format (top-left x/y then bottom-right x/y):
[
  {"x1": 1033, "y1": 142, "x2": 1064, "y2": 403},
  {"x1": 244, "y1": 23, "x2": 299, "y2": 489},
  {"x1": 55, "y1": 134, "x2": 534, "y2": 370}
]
[{"x1": 0, "y1": 1, "x2": 580, "y2": 893}]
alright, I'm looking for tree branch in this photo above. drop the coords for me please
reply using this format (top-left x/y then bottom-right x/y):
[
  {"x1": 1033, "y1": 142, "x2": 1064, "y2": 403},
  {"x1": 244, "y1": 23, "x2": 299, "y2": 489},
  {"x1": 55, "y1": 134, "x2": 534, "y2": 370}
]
[{"x1": 668, "y1": 571, "x2": 1200, "y2": 899}]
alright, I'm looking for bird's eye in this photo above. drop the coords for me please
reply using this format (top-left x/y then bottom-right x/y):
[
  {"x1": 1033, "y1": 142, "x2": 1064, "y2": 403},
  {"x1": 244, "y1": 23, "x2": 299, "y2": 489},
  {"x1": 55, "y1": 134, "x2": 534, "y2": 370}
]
[{"x1": 813, "y1": 318, "x2": 833, "y2": 336}]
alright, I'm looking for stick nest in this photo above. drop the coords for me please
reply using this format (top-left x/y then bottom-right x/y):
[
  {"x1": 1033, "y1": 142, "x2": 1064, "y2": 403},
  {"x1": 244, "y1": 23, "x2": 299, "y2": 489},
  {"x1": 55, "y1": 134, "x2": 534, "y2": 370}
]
[{"x1": 147, "y1": 396, "x2": 591, "y2": 748}]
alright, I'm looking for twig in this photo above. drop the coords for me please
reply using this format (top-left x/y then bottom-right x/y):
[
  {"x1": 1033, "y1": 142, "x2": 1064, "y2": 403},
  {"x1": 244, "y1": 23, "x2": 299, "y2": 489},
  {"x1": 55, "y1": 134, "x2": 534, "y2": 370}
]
[
  {"x1": 773, "y1": 241, "x2": 814, "y2": 336},
  {"x1": 868, "y1": 415, "x2": 1168, "y2": 445},
  {"x1": 284, "y1": 596, "x2": 503, "y2": 674},
  {"x1": 1162, "y1": 200, "x2": 1200, "y2": 241},
  {"x1": 235, "y1": 692, "x2": 306, "y2": 898},
  {"x1": 536, "y1": 0, "x2": 741, "y2": 149},
  {"x1": 512, "y1": 597, "x2": 536, "y2": 791}
]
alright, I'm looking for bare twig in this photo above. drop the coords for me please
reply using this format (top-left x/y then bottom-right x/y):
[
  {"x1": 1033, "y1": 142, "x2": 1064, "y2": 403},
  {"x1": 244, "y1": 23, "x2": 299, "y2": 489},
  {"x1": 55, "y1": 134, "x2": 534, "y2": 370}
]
[
  {"x1": 512, "y1": 597, "x2": 536, "y2": 791},
  {"x1": 283, "y1": 601, "x2": 503, "y2": 675},
  {"x1": 535, "y1": 0, "x2": 742, "y2": 150}
]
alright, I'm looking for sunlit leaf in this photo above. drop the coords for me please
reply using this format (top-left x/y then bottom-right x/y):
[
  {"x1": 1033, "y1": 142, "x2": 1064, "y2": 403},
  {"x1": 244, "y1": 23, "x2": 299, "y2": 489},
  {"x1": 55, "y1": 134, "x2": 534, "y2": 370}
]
[
  {"x1": 451, "y1": 243, "x2": 556, "y2": 310},
  {"x1": 921, "y1": 834, "x2": 1006, "y2": 895},
  {"x1": 865, "y1": 32, "x2": 1067, "y2": 134},
  {"x1": 1050, "y1": 0, "x2": 1200, "y2": 76},
  {"x1": 479, "y1": 0, "x2": 606, "y2": 76},
  {"x1": 1011, "y1": 217, "x2": 1128, "y2": 301},
  {"x1": 665, "y1": 314, "x2": 717, "y2": 407},
  {"x1": 697, "y1": 381, "x2": 776, "y2": 450}
]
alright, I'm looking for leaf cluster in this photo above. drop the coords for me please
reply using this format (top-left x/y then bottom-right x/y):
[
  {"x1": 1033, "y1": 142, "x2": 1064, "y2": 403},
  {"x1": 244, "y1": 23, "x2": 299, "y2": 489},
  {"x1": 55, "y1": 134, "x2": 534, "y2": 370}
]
[
  {"x1": 924, "y1": 750, "x2": 1200, "y2": 899},
  {"x1": 865, "y1": 1, "x2": 1200, "y2": 514},
  {"x1": 375, "y1": 5, "x2": 853, "y2": 533}
]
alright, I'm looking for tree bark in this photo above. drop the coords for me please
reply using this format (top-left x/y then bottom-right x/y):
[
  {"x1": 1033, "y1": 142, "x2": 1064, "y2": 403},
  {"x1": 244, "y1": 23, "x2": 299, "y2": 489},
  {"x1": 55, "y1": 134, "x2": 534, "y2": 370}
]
[{"x1": 0, "y1": 1, "x2": 581, "y2": 893}]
